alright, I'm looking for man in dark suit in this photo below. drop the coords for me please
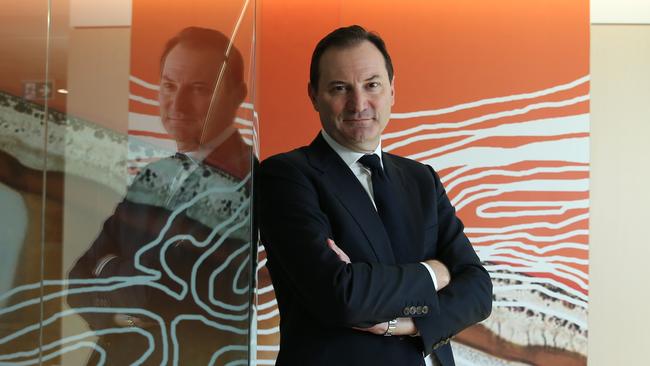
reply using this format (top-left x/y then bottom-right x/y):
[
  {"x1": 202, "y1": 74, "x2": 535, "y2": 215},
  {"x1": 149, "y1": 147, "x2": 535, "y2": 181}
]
[
  {"x1": 67, "y1": 27, "x2": 253, "y2": 365},
  {"x1": 259, "y1": 25, "x2": 492, "y2": 366}
]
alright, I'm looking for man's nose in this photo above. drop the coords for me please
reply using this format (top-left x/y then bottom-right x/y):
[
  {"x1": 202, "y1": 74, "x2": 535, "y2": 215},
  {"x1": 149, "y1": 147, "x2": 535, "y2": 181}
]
[
  {"x1": 171, "y1": 86, "x2": 192, "y2": 113},
  {"x1": 346, "y1": 88, "x2": 368, "y2": 113}
]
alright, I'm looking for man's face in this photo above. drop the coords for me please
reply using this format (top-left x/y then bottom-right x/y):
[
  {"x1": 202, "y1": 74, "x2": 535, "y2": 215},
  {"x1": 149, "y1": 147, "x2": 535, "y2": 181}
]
[
  {"x1": 159, "y1": 44, "x2": 239, "y2": 152},
  {"x1": 308, "y1": 40, "x2": 395, "y2": 152}
]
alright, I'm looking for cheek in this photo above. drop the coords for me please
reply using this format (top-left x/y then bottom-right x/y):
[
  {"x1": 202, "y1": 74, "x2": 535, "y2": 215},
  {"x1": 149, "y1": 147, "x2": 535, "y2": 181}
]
[
  {"x1": 322, "y1": 100, "x2": 345, "y2": 118},
  {"x1": 197, "y1": 96, "x2": 215, "y2": 114},
  {"x1": 159, "y1": 96, "x2": 170, "y2": 112}
]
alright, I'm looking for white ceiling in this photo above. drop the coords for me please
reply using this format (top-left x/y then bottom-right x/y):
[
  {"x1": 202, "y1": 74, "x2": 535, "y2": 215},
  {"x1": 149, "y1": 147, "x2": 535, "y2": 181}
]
[{"x1": 591, "y1": 0, "x2": 650, "y2": 24}]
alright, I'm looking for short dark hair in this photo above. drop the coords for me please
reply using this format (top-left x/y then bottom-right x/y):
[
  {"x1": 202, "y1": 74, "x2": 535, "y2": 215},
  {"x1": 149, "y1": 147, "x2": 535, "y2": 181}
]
[
  {"x1": 160, "y1": 26, "x2": 244, "y2": 85},
  {"x1": 309, "y1": 25, "x2": 394, "y2": 90}
]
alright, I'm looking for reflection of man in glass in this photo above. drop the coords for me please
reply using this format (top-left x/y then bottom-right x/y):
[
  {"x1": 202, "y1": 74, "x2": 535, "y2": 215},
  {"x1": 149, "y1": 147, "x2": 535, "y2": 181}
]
[
  {"x1": 67, "y1": 27, "x2": 252, "y2": 365},
  {"x1": 158, "y1": 28, "x2": 247, "y2": 168},
  {"x1": 159, "y1": 27, "x2": 249, "y2": 175}
]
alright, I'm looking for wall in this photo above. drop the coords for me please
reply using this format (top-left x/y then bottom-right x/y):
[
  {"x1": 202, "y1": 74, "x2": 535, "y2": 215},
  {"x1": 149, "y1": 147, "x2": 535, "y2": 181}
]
[{"x1": 589, "y1": 24, "x2": 650, "y2": 365}]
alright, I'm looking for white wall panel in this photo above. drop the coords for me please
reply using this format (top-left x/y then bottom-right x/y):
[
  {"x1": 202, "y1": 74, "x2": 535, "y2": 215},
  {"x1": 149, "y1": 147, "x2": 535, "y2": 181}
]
[
  {"x1": 70, "y1": 0, "x2": 132, "y2": 27},
  {"x1": 591, "y1": 0, "x2": 650, "y2": 24}
]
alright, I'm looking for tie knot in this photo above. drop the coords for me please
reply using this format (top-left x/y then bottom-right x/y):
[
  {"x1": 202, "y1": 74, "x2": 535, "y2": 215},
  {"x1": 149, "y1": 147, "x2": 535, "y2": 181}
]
[{"x1": 358, "y1": 154, "x2": 383, "y2": 175}]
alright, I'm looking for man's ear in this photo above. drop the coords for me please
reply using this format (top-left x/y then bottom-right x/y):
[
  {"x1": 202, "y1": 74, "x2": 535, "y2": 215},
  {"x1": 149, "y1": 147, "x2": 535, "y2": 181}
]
[{"x1": 307, "y1": 82, "x2": 319, "y2": 111}]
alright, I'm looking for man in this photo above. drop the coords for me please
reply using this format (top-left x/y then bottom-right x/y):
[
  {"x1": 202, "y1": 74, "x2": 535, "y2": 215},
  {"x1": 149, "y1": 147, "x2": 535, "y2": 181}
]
[
  {"x1": 260, "y1": 25, "x2": 492, "y2": 366},
  {"x1": 158, "y1": 27, "x2": 249, "y2": 176},
  {"x1": 67, "y1": 27, "x2": 253, "y2": 365}
]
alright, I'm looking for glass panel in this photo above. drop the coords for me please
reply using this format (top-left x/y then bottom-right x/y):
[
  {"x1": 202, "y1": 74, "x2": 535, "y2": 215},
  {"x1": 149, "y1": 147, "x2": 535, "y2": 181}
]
[{"x1": 1, "y1": 0, "x2": 257, "y2": 364}]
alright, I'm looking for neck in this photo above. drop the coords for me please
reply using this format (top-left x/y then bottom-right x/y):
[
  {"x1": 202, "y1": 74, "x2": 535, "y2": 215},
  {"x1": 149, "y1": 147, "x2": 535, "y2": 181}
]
[
  {"x1": 203, "y1": 132, "x2": 251, "y2": 179},
  {"x1": 323, "y1": 129, "x2": 380, "y2": 154}
]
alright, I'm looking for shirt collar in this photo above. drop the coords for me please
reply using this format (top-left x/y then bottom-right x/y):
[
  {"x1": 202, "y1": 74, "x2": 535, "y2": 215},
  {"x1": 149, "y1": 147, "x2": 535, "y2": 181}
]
[
  {"x1": 178, "y1": 125, "x2": 237, "y2": 162},
  {"x1": 320, "y1": 129, "x2": 383, "y2": 169}
]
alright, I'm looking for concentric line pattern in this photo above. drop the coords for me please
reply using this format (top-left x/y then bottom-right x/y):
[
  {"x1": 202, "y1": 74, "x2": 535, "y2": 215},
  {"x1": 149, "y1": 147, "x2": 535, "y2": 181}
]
[
  {"x1": 0, "y1": 173, "x2": 253, "y2": 365},
  {"x1": 254, "y1": 76, "x2": 590, "y2": 364}
]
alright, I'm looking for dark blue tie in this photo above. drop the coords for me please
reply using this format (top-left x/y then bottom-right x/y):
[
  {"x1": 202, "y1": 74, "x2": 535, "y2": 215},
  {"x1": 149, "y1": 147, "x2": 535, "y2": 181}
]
[{"x1": 358, "y1": 154, "x2": 407, "y2": 262}]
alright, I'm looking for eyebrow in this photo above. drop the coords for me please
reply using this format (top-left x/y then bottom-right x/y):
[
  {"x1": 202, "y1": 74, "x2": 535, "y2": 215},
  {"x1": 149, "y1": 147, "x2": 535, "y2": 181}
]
[
  {"x1": 326, "y1": 75, "x2": 381, "y2": 87},
  {"x1": 160, "y1": 76, "x2": 210, "y2": 86}
]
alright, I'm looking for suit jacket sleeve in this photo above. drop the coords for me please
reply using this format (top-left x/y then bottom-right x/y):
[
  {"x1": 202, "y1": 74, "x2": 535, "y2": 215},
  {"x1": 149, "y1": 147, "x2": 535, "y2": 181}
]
[
  {"x1": 260, "y1": 155, "x2": 438, "y2": 328},
  {"x1": 412, "y1": 166, "x2": 493, "y2": 355}
]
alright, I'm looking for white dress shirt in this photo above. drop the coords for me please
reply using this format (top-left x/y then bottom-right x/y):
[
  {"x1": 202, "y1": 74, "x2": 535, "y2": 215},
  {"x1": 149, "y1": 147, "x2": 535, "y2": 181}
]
[{"x1": 320, "y1": 130, "x2": 438, "y2": 290}]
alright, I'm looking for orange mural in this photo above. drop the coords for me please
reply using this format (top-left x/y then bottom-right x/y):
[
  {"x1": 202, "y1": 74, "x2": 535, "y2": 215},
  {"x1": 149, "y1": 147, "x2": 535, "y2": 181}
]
[
  {"x1": 256, "y1": 0, "x2": 588, "y2": 365},
  {"x1": 128, "y1": 0, "x2": 589, "y2": 364}
]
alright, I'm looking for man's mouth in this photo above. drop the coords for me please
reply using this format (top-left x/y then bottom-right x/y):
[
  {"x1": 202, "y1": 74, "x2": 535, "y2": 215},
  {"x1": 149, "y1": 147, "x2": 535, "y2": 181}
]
[
  {"x1": 343, "y1": 117, "x2": 375, "y2": 124},
  {"x1": 166, "y1": 117, "x2": 198, "y2": 123}
]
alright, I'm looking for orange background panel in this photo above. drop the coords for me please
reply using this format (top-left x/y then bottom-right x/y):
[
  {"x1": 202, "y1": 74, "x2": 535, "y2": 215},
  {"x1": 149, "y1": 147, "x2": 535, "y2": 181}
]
[{"x1": 258, "y1": 0, "x2": 588, "y2": 158}]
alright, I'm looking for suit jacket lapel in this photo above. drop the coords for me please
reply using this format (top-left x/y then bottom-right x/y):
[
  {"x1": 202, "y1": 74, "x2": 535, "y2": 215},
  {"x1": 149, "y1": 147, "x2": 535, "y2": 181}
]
[
  {"x1": 306, "y1": 134, "x2": 396, "y2": 264},
  {"x1": 382, "y1": 152, "x2": 424, "y2": 263}
]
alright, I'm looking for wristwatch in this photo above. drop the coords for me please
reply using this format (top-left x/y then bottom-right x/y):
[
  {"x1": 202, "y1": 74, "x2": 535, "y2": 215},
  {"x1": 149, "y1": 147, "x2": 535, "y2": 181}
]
[{"x1": 383, "y1": 318, "x2": 398, "y2": 336}]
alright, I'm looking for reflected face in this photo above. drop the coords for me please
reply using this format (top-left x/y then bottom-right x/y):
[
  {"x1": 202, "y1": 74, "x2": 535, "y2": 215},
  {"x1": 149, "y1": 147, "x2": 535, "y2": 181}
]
[
  {"x1": 159, "y1": 44, "x2": 235, "y2": 152},
  {"x1": 308, "y1": 40, "x2": 395, "y2": 152}
]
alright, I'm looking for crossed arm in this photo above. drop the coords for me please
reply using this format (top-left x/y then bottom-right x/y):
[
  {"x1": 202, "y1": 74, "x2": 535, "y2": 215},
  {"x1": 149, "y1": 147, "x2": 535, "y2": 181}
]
[
  {"x1": 260, "y1": 156, "x2": 492, "y2": 352},
  {"x1": 327, "y1": 238, "x2": 451, "y2": 336}
]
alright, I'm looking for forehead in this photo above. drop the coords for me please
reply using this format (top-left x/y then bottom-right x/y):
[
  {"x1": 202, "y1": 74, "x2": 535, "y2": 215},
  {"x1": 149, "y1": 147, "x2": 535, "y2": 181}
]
[
  {"x1": 317, "y1": 40, "x2": 389, "y2": 84},
  {"x1": 161, "y1": 44, "x2": 224, "y2": 79}
]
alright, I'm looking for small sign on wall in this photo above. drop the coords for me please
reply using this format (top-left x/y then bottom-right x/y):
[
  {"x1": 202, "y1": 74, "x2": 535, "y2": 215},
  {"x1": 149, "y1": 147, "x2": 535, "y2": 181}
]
[{"x1": 23, "y1": 80, "x2": 53, "y2": 101}]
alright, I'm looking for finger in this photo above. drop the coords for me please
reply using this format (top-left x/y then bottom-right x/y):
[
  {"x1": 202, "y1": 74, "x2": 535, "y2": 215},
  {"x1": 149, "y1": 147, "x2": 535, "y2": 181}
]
[
  {"x1": 327, "y1": 239, "x2": 344, "y2": 256},
  {"x1": 327, "y1": 239, "x2": 341, "y2": 255},
  {"x1": 327, "y1": 238, "x2": 352, "y2": 263}
]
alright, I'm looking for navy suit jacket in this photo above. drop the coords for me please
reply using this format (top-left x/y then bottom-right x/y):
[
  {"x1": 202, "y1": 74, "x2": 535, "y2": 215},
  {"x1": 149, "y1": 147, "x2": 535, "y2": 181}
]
[{"x1": 260, "y1": 134, "x2": 492, "y2": 366}]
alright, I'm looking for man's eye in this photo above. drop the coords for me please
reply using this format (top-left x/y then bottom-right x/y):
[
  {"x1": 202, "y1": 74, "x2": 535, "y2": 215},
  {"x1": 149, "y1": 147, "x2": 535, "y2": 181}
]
[
  {"x1": 193, "y1": 86, "x2": 210, "y2": 94},
  {"x1": 367, "y1": 82, "x2": 380, "y2": 89},
  {"x1": 330, "y1": 85, "x2": 347, "y2": 93},
  {"x1": 161, "y1": 83, "x2": 176, "y2": 91}
]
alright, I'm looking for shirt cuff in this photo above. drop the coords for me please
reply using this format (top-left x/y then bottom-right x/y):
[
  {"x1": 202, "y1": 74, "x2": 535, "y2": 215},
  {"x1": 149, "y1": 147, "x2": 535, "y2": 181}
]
[{"x1": 420, "y1": 262, "x2": 438, "y2": 291}]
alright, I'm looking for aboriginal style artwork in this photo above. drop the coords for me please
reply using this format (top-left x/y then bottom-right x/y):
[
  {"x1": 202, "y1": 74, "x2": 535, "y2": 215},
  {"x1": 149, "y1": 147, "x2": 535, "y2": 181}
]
[{"x1": 255, "y1": 1, "x2": 589, "y2": 365}]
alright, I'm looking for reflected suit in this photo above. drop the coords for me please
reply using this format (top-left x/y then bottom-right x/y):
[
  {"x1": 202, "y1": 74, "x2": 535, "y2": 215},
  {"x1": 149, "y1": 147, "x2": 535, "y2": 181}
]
[{"x1": 67, "y1": 143, "x2": 253, "y2": 365}]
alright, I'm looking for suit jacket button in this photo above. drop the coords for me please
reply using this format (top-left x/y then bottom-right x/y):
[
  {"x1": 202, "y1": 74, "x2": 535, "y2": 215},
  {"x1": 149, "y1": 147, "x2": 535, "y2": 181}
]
[
  {"x1": 422, "y1": 305, "x2": 429, "y2": 314},
  {"x1": 403, "y1": 307, "x2": 410, "y2": 316},
  {"x1": 409, "y1": 306, "x2": 417, "y2": 315},
  {"x1": 416, "y1": 306, "x2": 423, "y2": 315}
]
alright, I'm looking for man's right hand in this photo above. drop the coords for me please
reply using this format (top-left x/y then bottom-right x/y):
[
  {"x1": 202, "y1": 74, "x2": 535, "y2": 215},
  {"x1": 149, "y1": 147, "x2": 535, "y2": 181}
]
[{"x1": 424, "y1": 259, "x2": 450, "y2": 290}]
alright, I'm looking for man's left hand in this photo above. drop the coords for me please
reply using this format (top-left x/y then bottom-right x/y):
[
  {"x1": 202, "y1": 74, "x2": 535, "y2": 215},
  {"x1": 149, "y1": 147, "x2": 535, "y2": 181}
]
[{"x1": 353, "y1": 318, "x2": 418, "y2": 336}]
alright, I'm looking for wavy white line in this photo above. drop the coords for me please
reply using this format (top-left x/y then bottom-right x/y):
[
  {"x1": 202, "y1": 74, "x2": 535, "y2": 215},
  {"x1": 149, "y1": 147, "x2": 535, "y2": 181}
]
[
  {"x1": 383, "y1": 95, "x2": 588, "y2": 144},
  {"x1": 490, "y1": 271, "x2": 587, "y2": 302},
  {"x1": 389, "y1": 75, "x2": 589, "y2": 120}
]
